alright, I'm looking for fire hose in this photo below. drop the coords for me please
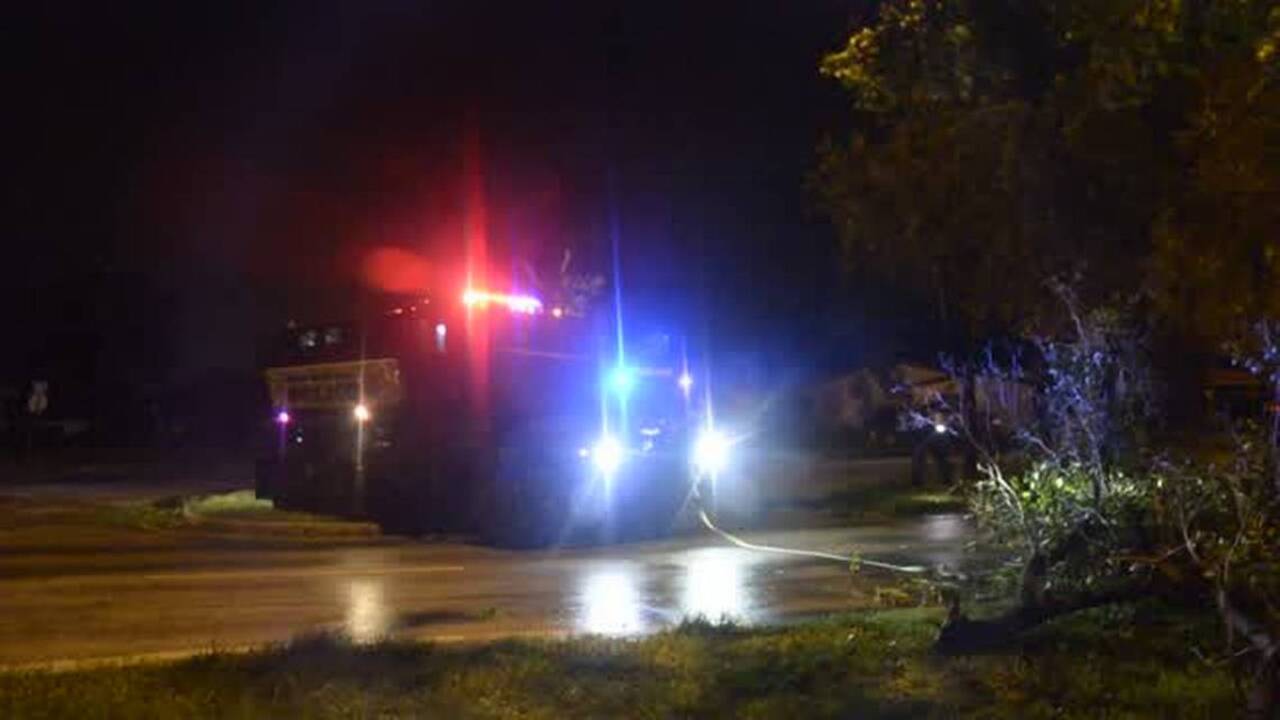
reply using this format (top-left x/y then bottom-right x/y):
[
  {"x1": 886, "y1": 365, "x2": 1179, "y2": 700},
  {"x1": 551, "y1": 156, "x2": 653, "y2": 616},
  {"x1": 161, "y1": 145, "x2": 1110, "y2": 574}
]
[{"x1": 695, "y1": 503, "x2": 929, "y2": 575}]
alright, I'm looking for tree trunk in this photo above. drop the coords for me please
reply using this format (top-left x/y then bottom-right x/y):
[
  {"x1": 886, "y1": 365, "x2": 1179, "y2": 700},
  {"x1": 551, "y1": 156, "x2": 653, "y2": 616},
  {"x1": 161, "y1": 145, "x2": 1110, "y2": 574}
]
[{"x1": 936, "y1": 580, "x2": 1150, "y2": 654}]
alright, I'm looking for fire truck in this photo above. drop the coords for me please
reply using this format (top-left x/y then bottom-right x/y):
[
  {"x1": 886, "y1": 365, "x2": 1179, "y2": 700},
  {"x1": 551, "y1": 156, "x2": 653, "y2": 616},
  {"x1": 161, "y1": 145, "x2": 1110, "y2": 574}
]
[{"x1": 255, "y1": 279, "x2": 725, "y2": 546}]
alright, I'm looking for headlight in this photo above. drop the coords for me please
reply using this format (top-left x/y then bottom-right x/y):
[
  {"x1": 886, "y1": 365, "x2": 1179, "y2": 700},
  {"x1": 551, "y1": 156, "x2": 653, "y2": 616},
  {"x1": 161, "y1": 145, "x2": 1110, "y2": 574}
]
[
  {"x1": 692, "y1": 429, "x2": 730, "y2": 476},
  {"x1": 591, "y1": 436, "x2": 625, "y2": 477},
  {"x1": 353, "y1": 403, "x2": 372, "y2": 423}
]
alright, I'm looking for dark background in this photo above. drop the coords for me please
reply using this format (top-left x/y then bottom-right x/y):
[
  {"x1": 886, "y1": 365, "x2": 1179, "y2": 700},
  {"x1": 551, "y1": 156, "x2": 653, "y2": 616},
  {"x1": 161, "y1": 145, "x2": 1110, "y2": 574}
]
[{"x1": 7, "y1": 1, "x2": 919, "y2": 443}]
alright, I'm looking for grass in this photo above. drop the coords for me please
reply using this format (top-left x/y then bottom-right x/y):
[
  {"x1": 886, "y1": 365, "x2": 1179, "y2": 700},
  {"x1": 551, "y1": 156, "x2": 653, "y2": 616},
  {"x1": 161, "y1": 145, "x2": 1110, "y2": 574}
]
[
  {"x1": 176, "y1": 490, "x2": 275, "y2": 517},
  {"x1": 67, "y1": 491, "x2": 364, "y2": 534},
  {"x1": 878, "y1": 489, "x2": 969, "y2": 518},
  {"x1": 0, "y1": 606, "x2": 1237, "y2": 719},
  {"x1": 785, "y1": 482, "x2": 970, "y2": 524},
  {"x1": 0, "y1": 490, "x2": 380, "y2": 556},
  {"x1": 176, "y1": 491, "x2": 381, "y2": 538}
]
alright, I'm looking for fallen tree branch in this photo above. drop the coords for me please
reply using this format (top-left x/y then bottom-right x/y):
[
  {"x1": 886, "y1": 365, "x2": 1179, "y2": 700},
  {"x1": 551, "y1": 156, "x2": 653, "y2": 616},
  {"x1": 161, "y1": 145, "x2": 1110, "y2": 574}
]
[{"x1": 936, "y1": 579, "x2": 1152, "y2": 654}]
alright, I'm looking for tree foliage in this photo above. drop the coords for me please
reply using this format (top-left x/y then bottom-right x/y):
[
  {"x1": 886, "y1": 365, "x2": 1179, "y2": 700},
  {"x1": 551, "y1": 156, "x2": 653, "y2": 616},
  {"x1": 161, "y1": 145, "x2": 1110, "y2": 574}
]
[
  {"x1": 819, "y1": 5, "x2": 1280, "y2": 708},
  {"x1": 813, "y1": 0, "x2": 1280, "y2": 343}
]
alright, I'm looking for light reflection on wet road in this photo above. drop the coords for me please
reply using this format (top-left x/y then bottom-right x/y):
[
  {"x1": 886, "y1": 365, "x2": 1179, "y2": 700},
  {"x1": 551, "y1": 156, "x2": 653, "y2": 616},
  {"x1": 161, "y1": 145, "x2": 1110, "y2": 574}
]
[
  {"x1": 343, "y1": 578, "x2": 391, "y2": 643},
  {"x1": 0, "y1": 516, "x2": 976, "y2": 668},
  {"x1": 569, "y1": 549, "x2": 757, "y2": 637},
  {"x1": 578, "y1": 566, "x2": 647, "y2": 635},
  {"x1": 680, "y1": 548, "x2": 751, "y2": 625}
]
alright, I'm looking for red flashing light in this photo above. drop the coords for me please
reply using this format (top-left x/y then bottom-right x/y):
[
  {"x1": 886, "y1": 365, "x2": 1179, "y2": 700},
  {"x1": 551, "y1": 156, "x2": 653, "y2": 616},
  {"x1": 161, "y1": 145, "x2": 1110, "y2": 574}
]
[{"x1": 461, "y1": 288, "x2": 543, "y2": 314}]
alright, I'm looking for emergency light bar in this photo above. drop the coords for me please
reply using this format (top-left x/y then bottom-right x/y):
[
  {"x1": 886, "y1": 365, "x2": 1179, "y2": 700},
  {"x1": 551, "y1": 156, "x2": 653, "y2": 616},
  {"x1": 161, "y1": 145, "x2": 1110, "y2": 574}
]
[{"x1": 461, "y1": 288, "x2": 543, "y2": 314}]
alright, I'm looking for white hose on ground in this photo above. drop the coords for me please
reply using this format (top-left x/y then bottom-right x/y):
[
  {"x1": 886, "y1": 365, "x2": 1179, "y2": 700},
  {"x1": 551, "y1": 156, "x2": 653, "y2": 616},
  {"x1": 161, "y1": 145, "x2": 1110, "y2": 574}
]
[{"x1": 697, "y1": 509, "x2": 928, "y2": 575}]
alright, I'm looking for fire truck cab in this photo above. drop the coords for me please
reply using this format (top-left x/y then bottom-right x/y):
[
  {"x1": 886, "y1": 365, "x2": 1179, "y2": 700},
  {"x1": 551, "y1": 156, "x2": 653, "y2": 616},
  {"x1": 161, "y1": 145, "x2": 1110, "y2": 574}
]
[{"x1": 255, "y1": 283, "x2": 698, "y2": 546}]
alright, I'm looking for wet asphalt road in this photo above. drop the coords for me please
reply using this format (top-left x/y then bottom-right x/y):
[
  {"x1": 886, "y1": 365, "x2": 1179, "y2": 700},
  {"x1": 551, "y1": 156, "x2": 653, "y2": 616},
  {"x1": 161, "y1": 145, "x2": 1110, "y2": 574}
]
[{"x1": 0, "y1": 457, "x2": 974, "y2": 670}]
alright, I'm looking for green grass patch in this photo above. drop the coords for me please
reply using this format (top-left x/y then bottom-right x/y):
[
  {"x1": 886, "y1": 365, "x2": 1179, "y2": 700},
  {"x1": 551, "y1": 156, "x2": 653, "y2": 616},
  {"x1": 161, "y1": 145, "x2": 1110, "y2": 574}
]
[
  {"x1": 86, "y1": 491, "x2": 279, "y2": 532},
  {"x1": 178, "y1": 490, "x2": 275, "y2": 518},
  {"x1": 0, "y1": 607, "x2": 1236, "y2": 719},
  {"x1": 884, "y1": 491, "x2": 968, "y2": 517},
  {"x1": 90, "y1": 503, "x2": 187, "y2": 531},
  {"x1": 791, "y1": 482, "x2": 969, "y2": 524},
  {"x1": 174, "y1": 491, "x2": 381, "y2": 538},
  {"x1": 1, "y1": 491, "x2": 378, "y2": 543}
]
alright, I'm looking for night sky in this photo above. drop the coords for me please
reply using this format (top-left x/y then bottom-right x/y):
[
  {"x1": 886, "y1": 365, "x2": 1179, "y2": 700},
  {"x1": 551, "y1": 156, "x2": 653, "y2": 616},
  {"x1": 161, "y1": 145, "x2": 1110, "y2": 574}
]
[{"x1": 9, "y1": 2, "x2": 872, "y2": 406}]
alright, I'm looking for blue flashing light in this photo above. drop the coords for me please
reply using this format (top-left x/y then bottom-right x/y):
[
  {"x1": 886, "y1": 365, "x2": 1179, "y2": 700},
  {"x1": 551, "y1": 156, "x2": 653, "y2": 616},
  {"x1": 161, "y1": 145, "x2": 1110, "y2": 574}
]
[
  {"x1": 608, "y1": 366, "x2": 636, "y2": 395},
  {"x1": 678, "y1": 372, "x2": 694, "y2": 392}
]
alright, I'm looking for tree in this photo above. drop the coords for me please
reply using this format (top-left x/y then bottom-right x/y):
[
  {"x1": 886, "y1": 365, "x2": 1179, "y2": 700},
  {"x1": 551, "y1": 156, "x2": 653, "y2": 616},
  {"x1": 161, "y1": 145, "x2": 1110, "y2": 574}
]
[
  {"x1": 813, "y1": 0, "x2": 1280, "y2": 347},
  {"x1": 1147, "y1": 11, "x2": 1280, "y2": 343},
  {"x1": 816, "y1": 3, "x2": 1280, "y2": 711},
  {"x1": 815, "y1": 1, "x2": 1135, "y2": 340}
]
